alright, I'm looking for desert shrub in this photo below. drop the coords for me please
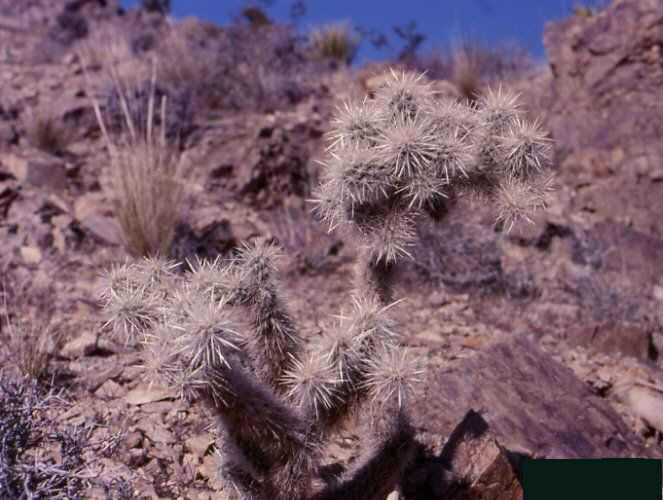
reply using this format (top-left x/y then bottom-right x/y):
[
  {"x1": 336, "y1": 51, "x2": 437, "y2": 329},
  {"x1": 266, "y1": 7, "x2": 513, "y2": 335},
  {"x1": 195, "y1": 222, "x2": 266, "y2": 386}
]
[
  {"x1": 91, "y1": 64, "x2": 185, "y2": 258},
  {"x1": 0, "y1": 377, "x2": 126, "y2": 499},
  {"x1": 155, "y1": 20, "x2": 320, "y2": 114},
  {"x1": 24, "y1": 106, "x2": 75, "y2": 155},
  {"x1": 52, "y1": 10, "x2": 89, "y2": 46},
  {"x1": 310, "y1": 22, "x2": 360, "y2": 65},
  {"x1": 241, "y1": 5, "x2": 272, "y2": 27},
  {"x1": 141, "y1": 0, "x2": 171, "y2": 15}
]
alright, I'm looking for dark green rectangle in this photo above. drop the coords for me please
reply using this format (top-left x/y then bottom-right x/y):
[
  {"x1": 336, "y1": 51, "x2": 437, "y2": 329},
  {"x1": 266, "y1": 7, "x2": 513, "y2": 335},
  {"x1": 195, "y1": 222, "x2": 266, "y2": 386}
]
[{"x1": 523, "y1": 459, "x2": 662, "y2": 499}]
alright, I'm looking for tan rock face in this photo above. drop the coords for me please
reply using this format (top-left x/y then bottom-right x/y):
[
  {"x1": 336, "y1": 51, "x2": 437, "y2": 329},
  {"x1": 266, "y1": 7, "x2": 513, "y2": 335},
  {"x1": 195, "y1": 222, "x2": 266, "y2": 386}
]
[{"x1": 544, "y1": 0, "x2": 663, "y2": 238}]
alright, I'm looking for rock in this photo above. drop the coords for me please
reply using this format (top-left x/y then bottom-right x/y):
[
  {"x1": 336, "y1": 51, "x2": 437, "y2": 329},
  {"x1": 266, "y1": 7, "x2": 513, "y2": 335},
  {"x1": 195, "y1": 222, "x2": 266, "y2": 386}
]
[
  {"x1": 197, "y1": 106, "x2": 324, "y2": 209},
  {"x1": 185, "y1": 434, "x2": 214, "y2": 458},
  {"x1": 61, "y1": 331, "x2": 117, "y2": 358},
  {"x1": 544, "y1": 0, "x2": 663, "y2": 238},
  {"x1": 414, "y1": 336, "x2": 655, "y2": 460},
  {"x1": 237, "y1": 116, "x2": 314, "y2": 208},
  {"x1": 0, "y1": 120, "x2": 17, "y2": 148},
  {"x1": 20, "y1": 245, "x2": 42, "y2": 264},
  {"x1": 138, "y1": 420, "x2": 176, "y2": 445},
  {"x1": 623, "y1": 386, "x2": 663, "y2": 433},
  {"x1": 125, "y1": 384, "x2": 176, "y2": 406},
  {"x1": 405, "y1": 410, "x2": 523, "y2": 500},
  {"x1": 74, "y1": 193, "x2": 122, "y2": 245},
  {"x1": 612, "y1": 370, "x2": 663, "y2": 433},
  {"x1": 79, "y1": 213, "x2": 122, "y2": 246},
  {"x1": 3, "y1": 152, "x2": 68, "y2": 190},
  {"x1": 572, "y1": 321, "x2": 655, "y2": 361},
  {"x1": 94, "y1": 379, "x2": 127, "y2": 400}
]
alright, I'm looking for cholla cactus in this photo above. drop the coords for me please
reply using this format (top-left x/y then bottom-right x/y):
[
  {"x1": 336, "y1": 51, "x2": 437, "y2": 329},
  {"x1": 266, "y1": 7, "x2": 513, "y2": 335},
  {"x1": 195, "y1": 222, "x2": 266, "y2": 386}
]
[
  {"x1": 315, "y1": 71, "x2": 553, "y2": 303},
  {"x1": 100, "y1": 243, "x2": 420, "y2": 500},
  {"x1": 100, "y1": 70, "x2": 551, "y2": 500}
]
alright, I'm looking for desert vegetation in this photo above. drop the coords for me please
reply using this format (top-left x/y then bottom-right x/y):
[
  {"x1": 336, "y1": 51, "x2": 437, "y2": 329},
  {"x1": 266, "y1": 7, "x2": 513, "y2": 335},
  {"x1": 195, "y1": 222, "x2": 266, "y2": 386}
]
[
  {"x1": 309, "y1": 22, "x2": 360, "y2": 65},
  {"x1": 1, "y1": 0, "x2": 662, "y2": 498},
  {"x1": 99, "y1": 69, "x2": 552, "y2": 498}
]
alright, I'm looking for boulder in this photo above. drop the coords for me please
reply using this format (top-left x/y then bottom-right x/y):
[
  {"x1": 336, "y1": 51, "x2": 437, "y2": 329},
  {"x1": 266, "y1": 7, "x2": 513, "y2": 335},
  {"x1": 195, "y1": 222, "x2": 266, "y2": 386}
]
[
  {"x1": 413, "y1": 336, "x2": 655, "y2": 460},
  {"x1": 405, "y1": 411, "x2": 523, "y2": 500}
]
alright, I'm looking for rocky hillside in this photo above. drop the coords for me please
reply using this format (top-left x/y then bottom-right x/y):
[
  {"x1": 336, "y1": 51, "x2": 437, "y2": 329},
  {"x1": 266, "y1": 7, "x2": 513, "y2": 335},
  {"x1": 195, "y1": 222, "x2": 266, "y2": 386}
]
[{"x1": 0, "y1": 0, "x2": 662, "y2": 498}]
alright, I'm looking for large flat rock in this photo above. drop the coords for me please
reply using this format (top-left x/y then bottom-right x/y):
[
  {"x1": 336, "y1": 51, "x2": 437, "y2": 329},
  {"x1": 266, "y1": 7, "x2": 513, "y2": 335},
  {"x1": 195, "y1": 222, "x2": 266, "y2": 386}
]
[{"x1": 414, "y1": 336, "x2": 655, "y2": 459}]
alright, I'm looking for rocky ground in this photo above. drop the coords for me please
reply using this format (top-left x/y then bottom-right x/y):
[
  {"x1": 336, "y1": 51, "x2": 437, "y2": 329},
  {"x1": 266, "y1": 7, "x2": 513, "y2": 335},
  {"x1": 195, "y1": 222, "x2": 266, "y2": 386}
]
[{"x1": 1, "y1": 0, "x2": 662, "y2": 499}]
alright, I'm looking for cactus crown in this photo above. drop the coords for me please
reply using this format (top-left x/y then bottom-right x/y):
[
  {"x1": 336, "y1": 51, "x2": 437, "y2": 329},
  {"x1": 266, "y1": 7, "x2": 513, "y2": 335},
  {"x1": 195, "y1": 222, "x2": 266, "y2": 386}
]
[{"x1": 315, "y1": 71, "x2": 552, "y2": 244}]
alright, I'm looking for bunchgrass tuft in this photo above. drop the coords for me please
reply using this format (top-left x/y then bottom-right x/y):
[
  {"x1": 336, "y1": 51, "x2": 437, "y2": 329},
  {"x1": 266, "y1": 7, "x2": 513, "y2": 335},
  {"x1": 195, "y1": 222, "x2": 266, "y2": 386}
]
[
  {"x1": 89, "y1": 61, "x2": 185, "y2": 258},
  {"x1": 310, "y1": 22, "x2": 360, "y2": 65}
]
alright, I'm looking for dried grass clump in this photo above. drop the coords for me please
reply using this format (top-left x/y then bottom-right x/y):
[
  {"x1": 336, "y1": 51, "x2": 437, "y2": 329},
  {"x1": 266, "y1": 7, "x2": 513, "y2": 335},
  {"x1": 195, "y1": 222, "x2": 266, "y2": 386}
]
[
  {"x1": 90, "y1": 63, "x2": 185, "y2": 258},
  {"x1": 101, "y1": 243, "x2": 421, "y2": 500},
  {"x1": 1, "y1": 281, "x2": 61, "y2": 382},
  {"x1": 310, "y1": 22, "x2": 360, "y2": 65}
]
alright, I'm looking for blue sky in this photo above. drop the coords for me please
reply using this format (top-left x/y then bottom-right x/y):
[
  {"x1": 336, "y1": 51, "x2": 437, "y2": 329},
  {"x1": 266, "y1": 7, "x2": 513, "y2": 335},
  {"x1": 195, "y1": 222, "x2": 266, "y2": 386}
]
[{"x1": 121, "y1": 0, "x2": 590, "y2": 63}]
